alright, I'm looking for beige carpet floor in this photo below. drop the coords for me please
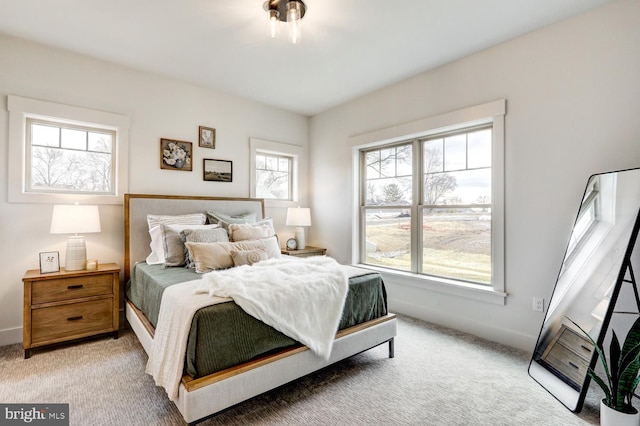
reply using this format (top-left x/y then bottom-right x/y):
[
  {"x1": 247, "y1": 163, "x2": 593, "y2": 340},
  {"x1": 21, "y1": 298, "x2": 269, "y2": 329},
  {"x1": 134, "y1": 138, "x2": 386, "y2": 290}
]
[{"x1": 0, "y1": 315, "x2": 602, "y2": 425}]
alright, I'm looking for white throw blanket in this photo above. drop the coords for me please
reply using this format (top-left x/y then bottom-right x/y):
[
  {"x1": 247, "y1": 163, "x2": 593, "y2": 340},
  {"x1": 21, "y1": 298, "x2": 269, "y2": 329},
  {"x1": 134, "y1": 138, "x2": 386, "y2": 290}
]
[
  {"x1": 145, "y1": 279, "x2": 231, "y2": 400},
  {"x1": 196, "y1": 256, "x2": 349, "y2": 360}
]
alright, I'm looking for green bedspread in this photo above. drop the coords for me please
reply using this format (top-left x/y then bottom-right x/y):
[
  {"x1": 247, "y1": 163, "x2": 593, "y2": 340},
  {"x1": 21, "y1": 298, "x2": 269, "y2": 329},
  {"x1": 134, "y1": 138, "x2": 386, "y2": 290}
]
[{"x1": 126, "y1": 262, "x2": 388, "y2": 378}]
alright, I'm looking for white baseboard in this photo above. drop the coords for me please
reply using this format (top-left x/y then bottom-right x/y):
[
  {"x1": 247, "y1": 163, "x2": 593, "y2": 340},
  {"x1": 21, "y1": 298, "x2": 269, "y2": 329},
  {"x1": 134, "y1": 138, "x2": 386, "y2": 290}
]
[
  {"x1": 0, "y1": 326, "x2": 22, "y2": 347},
  {"x1": 390, "y1": 298, "x2": 537, "y2": 353}
]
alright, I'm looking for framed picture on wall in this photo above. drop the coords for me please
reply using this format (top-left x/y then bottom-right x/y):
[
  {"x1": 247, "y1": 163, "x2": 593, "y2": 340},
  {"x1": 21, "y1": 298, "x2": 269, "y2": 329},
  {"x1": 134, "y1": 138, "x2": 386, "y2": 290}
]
[
  {"x1": 203, "y1": 159, "x2": 232, "y2": 182},
  {"x1": 160, "y1": 138, "x2": 192, "y2": 171},
  {"x1": 199, "y1": 126, "x2": 216, "y2": 149},
  {"x1": 39, "y1": 251, "x2": 60, "y2": 274}
]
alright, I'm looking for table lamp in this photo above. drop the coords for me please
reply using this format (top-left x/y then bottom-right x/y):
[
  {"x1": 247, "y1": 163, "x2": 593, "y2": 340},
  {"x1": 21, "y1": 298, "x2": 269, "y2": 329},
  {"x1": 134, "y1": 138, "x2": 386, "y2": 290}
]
[
  {"x1": 50, "y1": 204, "x2": 101, "y2": 271},
  {"x1": 286, "y1": 207, "x2": 311, "y2": 249}
]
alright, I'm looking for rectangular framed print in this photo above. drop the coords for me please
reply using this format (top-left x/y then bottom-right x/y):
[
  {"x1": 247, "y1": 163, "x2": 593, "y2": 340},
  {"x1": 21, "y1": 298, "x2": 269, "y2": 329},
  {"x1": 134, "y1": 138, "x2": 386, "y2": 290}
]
[
  {"x1": 203, "y1": 159, "x2": 232, "y2": 182},
  {"x1": 199, "y1": 126, "x2": 216, "y2": 149},
  {"x1": 39, "y1": 251, "x2": 60, "y2": 274},
  {"x1": 160, "y1": 138, "x2": 192, "y2": 171}
]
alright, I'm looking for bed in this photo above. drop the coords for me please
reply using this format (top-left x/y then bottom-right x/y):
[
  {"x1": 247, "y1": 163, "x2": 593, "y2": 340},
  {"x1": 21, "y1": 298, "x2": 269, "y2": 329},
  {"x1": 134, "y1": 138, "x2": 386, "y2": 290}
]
[{"x1": 124, "y1": 193, "x2": 397, "y2": 424}]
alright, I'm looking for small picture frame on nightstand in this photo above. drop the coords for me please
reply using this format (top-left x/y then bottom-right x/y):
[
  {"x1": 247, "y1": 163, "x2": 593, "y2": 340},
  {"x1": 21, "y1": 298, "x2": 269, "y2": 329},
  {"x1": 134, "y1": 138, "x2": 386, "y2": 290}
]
[{"x1": 39, "y1": 251, "x2": 60, "y2": 274}]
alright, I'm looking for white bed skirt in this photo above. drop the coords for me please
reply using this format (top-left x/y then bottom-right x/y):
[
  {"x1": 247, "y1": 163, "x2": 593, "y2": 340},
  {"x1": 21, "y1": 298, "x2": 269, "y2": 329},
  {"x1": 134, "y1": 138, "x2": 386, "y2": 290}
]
[{"x1": 126, "y1": 301, "x2": 397, "y2": 424}]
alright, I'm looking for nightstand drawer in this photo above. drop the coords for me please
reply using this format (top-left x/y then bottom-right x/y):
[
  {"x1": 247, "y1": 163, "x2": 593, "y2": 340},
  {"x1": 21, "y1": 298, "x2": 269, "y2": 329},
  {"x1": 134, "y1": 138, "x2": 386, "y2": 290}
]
[
  {"x1": 31, "y1": 298, "x2": 113, "y2": 344},
  {"x1": 544, "y1": 343, "x2": 589, "y2": 385},
  {"x1": 31, "y1": 274, "x2": 113, "y2": 305},
  {"x1": 557, "y1": 329, "x2": 594, "y2": 361}
]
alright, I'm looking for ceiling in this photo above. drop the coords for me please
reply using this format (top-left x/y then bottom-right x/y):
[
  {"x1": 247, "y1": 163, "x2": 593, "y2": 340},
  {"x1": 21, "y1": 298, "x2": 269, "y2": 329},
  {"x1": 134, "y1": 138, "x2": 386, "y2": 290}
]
[{"x1": 0, "y1": 0, "x2": 615, "y2": 116}]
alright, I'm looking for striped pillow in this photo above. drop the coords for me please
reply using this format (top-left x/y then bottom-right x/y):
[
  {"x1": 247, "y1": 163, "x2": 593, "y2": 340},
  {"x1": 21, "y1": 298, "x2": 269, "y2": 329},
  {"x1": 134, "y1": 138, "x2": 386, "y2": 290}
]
[{"x1": 145, "y1": 213, "x2": 206, "y2": 265}]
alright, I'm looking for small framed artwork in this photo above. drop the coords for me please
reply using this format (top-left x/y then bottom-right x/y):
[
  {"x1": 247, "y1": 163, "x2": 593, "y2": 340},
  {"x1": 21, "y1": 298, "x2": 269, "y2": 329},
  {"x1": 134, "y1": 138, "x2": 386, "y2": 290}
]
[
  {"x1": 161, "y1": 138, "x2": 192, "y2": 171},
  {"x1": 39, "y1": 251, "x2": 60, "y2": 274},
  {"x1": 199, "y1": 126, "x2": 216, "y2": 149},
  {"x1": 203, "y1": 159, "x2": 232, "y2": 182}
]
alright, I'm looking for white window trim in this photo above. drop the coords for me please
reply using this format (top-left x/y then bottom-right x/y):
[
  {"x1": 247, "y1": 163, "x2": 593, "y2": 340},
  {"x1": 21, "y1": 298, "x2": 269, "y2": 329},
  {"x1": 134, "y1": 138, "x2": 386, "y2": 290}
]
[
  {"x1": 249, "y1": 137, "x2": 303, "y2": 208},
  {"x1": 350, "y1": 99, "x2": 506, "y2": 305},
  {"x1": 8, "y1": 95, "x2": 129, "y2": 204}
]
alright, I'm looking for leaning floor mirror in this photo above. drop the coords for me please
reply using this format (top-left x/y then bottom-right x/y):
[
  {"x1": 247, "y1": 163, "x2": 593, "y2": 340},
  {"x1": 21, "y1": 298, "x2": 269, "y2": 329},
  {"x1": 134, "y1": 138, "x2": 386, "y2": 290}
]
[{"x1": 529, "y1": 167, "x2": 640, "y2": 412}]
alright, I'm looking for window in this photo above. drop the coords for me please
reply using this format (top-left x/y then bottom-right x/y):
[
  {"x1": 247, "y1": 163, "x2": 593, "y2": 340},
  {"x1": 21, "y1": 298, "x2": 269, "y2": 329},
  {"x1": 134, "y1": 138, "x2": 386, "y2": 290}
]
[
  {"x1": 8, "y1": 95, "x2": 129, "y2": 204},
  {"x1": 255, "y1": 152, "x2": 293, "y2": 200},
  {"x1": 566, "y1": 177, "x2": 599, "y2": 259},
  {"x1": 362, "y1": 126, "x2": 492, "y2": 284},
  {"x1": 26, "y1": 118, "x2": 116, "y2": 195},
  {"x1": 352, "y1": 100, "x2": 505, "y2": 299},
  {"x1": 249, "y1": 137, "x2": 303, "y2": 206}
]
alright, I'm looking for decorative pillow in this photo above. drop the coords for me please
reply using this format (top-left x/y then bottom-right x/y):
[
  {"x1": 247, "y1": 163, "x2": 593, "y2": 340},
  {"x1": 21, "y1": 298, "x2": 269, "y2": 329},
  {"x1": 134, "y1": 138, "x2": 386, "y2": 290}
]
[
  {"x1": 206, "y1": 211, "x2": 257, "y2": 229},
  {"x1": 230, "y1": 249, "x2": 268, "y2": 267},
  {"x1": 162, "y1": 224, "x2": 219, "y2": 267},
  {"x1": 185, "y1": 236, "x2": 281, "y2": 273},
  {"x1": 180, "y1": 227, "x2": 230, "y2": 268},
  {"x1": 228, "y1": 217, "x2": 275, "y2": 241},
  {"x1": 145, "y1": 213, "x2": 206, "y2": 265}
]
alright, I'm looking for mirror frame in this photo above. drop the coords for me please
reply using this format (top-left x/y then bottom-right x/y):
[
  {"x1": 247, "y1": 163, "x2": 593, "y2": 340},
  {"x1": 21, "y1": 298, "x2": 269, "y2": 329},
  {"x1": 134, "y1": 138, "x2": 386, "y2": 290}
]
[{"x1": 528, "y1": 167, "x2": 640, "y2": 412}]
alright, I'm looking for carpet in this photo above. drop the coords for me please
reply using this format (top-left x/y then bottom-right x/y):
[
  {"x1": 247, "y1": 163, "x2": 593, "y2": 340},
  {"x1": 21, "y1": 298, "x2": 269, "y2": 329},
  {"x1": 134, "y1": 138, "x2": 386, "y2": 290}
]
[{"x1": 0, "y1": 315, "x2": 602, "y2": 425}]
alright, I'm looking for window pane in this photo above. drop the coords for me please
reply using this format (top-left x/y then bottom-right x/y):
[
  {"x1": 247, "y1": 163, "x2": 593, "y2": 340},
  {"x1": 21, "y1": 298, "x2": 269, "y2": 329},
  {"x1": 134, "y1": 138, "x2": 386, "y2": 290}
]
[
  {"x1": 364, "y1": 208, "x2": 411, "y2": 271},
  {"x1": 88, "y1": 132, "x2": 112, "y2": 153},
  {"x1": 31, "y1": 147, "x2": 112, "y2": 192},
  {"x1": 278, "y1": 157, "x2": 289, "y2": 172},
  {"x1": 256, "y1": 170, "x2": 290, "y2": 199},
  {"x1": 32, "y1": 124, "x2": 59, "y2": 147},
  {"x1": 424, "y1": 139, "x2": 443, "y2": 173},
  {"x1": 365, "y1": 151, "x2": 380, "y2": 178},
  {"x1": 256, "y1": 154, "x2": 266, "y2": 169},
  {"x1": 444, "y1": 134, "x2": 466, "y2": 171},
  {"x1": 442, "y1": 168, "x2": 491, "y2": 205},
  {"x1": 422, "y1": 207, "x2": 491, "y2": 284},
  {"x1": 379, "y1": 148, "x2": 396, "y2": 177},
  {"x1": 61, "y1": 128, "x2": 87, "y2": 150},
  {"x1": 365, "y1": 144, "x2": 412, "y2": 206},
  {"x1": 366, "y1": 177, "x2": 412, "y2": 206},
  {"x1": 468, "y1": 129, "x2": 491, "y2": 168},
  {"x1": 265, "y1": 155, "x2": 277, "y2": 171}
]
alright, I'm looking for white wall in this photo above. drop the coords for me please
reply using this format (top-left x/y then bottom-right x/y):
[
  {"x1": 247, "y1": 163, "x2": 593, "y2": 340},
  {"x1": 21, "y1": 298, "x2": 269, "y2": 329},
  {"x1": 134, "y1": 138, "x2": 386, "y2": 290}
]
[
  {"x1": 309, "y1": 0, "x2": 640, "y2": 351},
  {"x1": 0, "y1": 35, "x2": 309, "y2": 345}
]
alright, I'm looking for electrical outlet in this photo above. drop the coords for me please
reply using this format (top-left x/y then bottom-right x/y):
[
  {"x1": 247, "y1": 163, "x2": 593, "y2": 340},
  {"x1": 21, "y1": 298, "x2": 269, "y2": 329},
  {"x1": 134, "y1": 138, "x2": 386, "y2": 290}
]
[{"x1": 533, "y1": 297, "x2": 544, "y2": 312}]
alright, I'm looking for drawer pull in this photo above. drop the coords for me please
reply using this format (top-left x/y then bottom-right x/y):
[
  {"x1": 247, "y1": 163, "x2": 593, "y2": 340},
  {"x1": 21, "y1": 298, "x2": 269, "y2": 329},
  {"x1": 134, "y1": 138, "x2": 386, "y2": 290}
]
[
  {"x1": 67, "y1": 316, "x2": 83, "y2": 321},
  {"x1": 67, "y1": 284, "x2": 84, "y2": 290},
  {"x1": 568, "y1": 361, "x2": 580, "y2": 370},
  {"x1": 580, "y1": 345, "x2": 592, "y2": 353}
]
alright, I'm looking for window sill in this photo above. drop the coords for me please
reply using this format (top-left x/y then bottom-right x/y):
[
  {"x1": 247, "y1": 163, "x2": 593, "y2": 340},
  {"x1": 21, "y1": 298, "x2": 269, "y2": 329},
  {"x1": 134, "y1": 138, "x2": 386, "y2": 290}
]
[{"x1": 353, "y1": 264, "x2": 507, "y2": 305}]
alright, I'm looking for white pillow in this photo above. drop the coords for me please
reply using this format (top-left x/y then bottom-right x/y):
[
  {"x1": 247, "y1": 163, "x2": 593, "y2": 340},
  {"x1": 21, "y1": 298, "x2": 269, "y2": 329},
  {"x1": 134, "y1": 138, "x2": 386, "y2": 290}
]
[
  {"x1": 228, "y1": 217, "x2": 275, "y2": 242},
  {"x1": 144, "y1": 213, "x2": 207, "y2": 265},
  {"x1": 185, "y1": 236, "x2": 281, "y2": 273}
]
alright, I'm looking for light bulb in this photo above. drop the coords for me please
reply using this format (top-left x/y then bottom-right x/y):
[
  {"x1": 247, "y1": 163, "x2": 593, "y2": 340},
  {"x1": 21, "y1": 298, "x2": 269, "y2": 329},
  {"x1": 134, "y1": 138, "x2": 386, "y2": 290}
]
[
  {"x1": 286, "y1": 1, "x2": 302, "y2": 44},
  {"x1": 268, "y1": 9, "x2": 280, "y2": 38}
]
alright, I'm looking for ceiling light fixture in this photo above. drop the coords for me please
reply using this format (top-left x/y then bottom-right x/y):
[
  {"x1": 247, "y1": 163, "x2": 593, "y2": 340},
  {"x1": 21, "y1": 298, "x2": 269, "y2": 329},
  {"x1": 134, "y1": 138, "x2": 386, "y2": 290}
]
[{"x1": 264, "y1": 0, "x2": 306, "y2": 44}]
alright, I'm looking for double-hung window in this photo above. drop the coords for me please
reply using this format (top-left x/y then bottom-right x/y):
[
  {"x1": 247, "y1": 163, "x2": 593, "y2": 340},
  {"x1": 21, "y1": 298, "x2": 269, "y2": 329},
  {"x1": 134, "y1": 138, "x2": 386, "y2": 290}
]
[{"x1": 354, "y1": 100, "x2": 505, "y2": 297}]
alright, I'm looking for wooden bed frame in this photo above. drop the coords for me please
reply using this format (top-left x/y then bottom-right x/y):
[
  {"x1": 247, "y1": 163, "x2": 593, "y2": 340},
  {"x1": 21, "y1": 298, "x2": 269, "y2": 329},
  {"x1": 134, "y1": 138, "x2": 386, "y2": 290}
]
[{"x1": 124, "y1": 193, "x2": 397, "y2": 425}]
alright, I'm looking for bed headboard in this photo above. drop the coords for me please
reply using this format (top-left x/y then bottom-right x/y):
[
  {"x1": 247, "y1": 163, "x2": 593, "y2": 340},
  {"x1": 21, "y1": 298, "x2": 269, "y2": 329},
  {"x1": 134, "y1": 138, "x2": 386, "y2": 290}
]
[{"x1": 124, "y1": 193, "x2": 265, "y2": 282}]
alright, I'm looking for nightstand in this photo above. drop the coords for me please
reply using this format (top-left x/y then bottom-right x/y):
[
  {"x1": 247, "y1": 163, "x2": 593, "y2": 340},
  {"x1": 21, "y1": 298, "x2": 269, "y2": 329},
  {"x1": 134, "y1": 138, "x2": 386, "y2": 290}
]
[
  {"x1": 22, "y1": 263, "x2": 120, "y2": 358},
  {"x1": 281, "y1": 246, "x2": 327, "y2": 257},
  {"x1": 540, "y1": 324, "x2": 594, "y2": 386}
]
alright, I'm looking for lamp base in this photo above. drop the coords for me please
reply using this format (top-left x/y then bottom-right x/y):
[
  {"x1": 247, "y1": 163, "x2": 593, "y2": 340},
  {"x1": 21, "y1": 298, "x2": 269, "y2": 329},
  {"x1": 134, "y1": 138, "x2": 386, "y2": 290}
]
[
  {"x1": 294, "y1": 227, "x2": 306, "y2": 250},
  {"x1": 65, "y1": 236, "x2": 87, "y2": 271}
]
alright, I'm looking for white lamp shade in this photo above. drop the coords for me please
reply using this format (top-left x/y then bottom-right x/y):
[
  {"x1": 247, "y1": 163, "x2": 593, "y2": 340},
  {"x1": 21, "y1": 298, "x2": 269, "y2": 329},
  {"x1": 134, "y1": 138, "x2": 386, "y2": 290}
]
[
  {"x1": 286, "y1": 207, "x2": 311, "y2": 227},
  {"x1": 50, "y1": 205, "x2": 101, "y2": 234}
]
